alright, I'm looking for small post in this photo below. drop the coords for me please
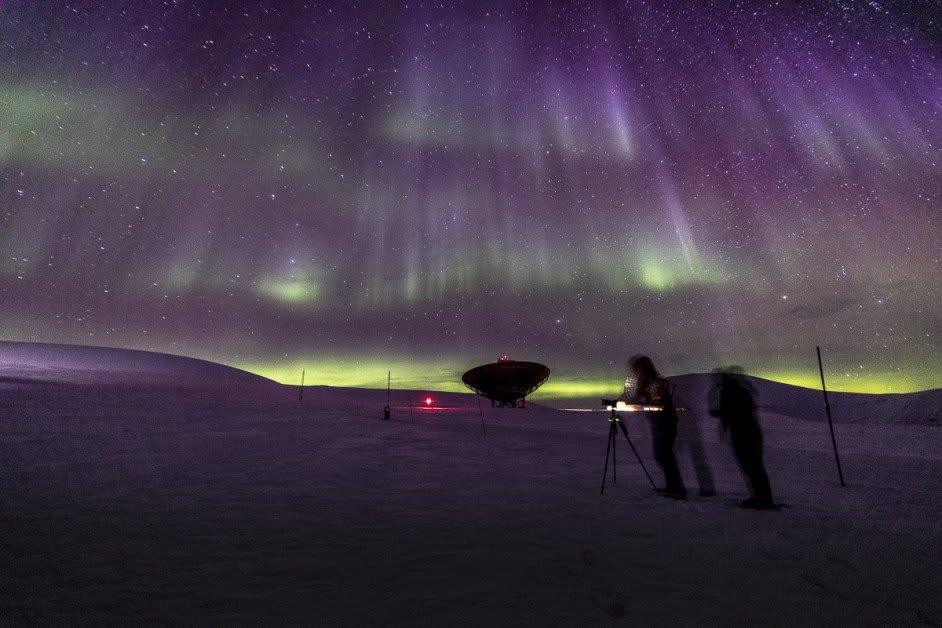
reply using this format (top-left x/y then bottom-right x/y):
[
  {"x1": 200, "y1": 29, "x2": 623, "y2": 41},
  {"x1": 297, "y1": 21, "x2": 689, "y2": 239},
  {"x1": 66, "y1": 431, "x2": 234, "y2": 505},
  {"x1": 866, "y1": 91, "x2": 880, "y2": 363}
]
[
  {"x1": 476, "y1": 393, "x2": 487, "y2": 436},
  {"x1": 383, "y1": 370, "x2": 391, "y2": 420},
  {"x1": 298, "y1": 369, "x2": 305, "y2": 402},
  {"x1": 816, "y1": 346, "x2": 846, "y2": 486}
]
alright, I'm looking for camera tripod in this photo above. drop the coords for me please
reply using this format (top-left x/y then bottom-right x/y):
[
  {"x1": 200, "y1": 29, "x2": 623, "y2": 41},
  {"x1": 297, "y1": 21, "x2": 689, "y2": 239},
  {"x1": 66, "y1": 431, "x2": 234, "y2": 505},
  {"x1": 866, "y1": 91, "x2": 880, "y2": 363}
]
[{"x1": 601, "y1": 406, "x2": 657, "y2": 495}]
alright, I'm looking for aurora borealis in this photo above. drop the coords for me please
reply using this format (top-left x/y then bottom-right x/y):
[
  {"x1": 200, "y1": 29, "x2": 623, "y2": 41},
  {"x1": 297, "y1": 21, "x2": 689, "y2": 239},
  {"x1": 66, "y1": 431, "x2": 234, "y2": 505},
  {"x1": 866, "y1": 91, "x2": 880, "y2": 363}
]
[{"x1": 1, "y1": 1, "x2": 940, "y2": 403}]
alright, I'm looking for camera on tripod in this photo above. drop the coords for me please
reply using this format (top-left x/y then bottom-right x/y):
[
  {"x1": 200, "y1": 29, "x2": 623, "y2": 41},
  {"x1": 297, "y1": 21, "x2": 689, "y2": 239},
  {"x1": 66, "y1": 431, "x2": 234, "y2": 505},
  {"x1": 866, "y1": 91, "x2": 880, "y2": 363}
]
[
  {"x1": 603, "y1": 397, "x2": 662, "y2": 412},
  {"x1": 599, "y1": 401, "x2": 656, "y2": 493},
  {"x1": 602, "y1": 398, "x2": 647, "y2": 412}
]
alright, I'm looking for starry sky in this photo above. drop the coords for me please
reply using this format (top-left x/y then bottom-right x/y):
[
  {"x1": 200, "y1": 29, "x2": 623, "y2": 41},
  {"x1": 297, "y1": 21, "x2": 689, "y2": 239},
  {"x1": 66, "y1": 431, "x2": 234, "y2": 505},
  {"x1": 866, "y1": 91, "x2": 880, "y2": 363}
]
[{"x1": 1, "y1": 1, "x2": 940, "y2": 403}]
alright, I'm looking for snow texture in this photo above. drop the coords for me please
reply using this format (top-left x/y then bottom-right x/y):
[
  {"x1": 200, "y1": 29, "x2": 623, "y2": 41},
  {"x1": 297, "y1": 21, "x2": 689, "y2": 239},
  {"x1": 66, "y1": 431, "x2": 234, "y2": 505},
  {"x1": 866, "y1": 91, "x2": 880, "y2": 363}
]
[{"x1": 1, "y1": 343, "x2": 940, "y2": 624}]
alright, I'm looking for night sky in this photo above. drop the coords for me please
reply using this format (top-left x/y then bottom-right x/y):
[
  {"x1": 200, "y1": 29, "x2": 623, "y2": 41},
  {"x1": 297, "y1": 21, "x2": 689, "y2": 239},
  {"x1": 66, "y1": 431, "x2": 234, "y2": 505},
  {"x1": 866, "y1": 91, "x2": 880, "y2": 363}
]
[{"x1": 1, "y1": 1, "x2": 940, "y2": 401}]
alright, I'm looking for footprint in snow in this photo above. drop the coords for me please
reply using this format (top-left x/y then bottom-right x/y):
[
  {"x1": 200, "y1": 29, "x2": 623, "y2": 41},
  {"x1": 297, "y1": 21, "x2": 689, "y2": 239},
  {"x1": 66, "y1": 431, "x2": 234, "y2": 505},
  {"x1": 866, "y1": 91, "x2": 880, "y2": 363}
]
[{"x1": 588, "y1": 589, "x2": 627, "y2": 619}]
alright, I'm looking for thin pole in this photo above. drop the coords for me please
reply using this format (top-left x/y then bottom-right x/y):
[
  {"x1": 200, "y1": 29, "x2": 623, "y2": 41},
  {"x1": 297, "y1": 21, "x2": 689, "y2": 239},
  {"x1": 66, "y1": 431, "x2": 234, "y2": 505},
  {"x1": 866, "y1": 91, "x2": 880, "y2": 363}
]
[
  {"x1": 383, "y1": 371, "x2": 391, "y2": 421},
  {"x1": 816, "y1": 346, "x2": 846, "y2": 486},
  {"x1": 476, "y1": 393, "x2": 486, "y2": 436},
  {"x1": 612, "y1": 414, "x2": 617, "y2": 485},
  {"x1": 298, "y1": 369, "x2": 305, "y2": 402}
]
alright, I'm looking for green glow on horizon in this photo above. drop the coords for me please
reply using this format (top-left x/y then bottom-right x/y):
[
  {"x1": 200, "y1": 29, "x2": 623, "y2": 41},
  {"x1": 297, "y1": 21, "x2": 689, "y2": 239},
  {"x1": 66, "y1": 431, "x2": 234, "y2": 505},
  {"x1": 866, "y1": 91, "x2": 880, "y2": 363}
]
[
  {"x1": 529, "y1": 379, "x2": 624, "y2": 400},
  {"x1": 751, "y1": 368, "x2": 940, "y2": 395},
  {"x1": 235, "y1": 357, "x2": 941, "y2": 399},
  {"x1": 239, "y1": 356, "x2": 466, "y2": 391}
]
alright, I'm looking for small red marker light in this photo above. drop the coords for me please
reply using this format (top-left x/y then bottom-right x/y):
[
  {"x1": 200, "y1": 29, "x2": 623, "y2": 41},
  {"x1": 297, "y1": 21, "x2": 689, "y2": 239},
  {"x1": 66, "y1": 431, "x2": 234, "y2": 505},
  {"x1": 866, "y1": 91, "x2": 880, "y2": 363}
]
[{"x1": 425, "y1": 397, "x2": 433, "y2": 406}]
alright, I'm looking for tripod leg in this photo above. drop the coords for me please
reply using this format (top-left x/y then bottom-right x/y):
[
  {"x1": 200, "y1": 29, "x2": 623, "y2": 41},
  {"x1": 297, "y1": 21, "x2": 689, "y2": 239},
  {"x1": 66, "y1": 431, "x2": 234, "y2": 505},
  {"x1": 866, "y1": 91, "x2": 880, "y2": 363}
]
[
  {"x1": 616, "y1": 418, "x2": 658, "y2": 490},
  {"x1": 612, "y1": 418, "x2": 616, "y2": 485},
  {"x1": 600, "y1": 421, "x2": 615, "y2": 495}
]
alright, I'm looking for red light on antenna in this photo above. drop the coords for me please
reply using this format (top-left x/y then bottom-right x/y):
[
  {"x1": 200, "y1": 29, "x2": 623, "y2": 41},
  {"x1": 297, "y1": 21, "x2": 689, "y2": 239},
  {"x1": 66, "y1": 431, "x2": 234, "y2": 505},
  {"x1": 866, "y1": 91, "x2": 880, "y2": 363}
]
[{"x1": 424, "y1": 397, "x2": 433, "y2": 406}]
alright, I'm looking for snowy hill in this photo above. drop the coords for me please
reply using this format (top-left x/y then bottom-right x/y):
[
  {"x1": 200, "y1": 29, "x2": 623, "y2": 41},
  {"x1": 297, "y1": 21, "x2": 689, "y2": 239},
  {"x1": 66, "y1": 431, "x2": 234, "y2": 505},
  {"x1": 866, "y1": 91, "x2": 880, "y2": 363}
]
[
  {"x1": 0, "y1": 341, "x2": 277, "y2": 393},
  {"x1": 669, "y1": 373, "x2": 942, "y2": 426},
  {"x1": 3, "y1": 342, "x2": 938, "y2": 424}
]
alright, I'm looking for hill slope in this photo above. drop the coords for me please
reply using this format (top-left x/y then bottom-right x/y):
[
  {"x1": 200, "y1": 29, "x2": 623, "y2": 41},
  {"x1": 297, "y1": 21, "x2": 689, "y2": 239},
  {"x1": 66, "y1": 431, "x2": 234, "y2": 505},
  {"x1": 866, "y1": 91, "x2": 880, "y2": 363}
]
[
  {"x1": 0, "y1": 341, "x2": 275, "y2": 392},
  {"x1": 669, "y1": 373, "x2": 942, "y2": 426}
]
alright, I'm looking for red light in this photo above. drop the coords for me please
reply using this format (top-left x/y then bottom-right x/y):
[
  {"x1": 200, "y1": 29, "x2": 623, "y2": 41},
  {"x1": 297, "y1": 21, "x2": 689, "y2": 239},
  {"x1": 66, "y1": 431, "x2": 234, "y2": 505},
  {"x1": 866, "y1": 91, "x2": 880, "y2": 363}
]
[{"x1": 424, "y1": 397, "x2": 433, "y2": 406}]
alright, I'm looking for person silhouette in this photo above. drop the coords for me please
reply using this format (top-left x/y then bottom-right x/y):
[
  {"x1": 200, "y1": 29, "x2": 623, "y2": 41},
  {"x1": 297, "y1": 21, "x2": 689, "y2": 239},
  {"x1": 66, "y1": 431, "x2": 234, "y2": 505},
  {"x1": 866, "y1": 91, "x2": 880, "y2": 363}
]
[
  {"x1": 675, "y1": 403, "x2": 716, "y2": 497},
  {"x1": 708, "y1": 367, "x2": 774, "y2": 510},
  {"x1": 621, "y1": 356, "x2": 686, "y2": 498}
]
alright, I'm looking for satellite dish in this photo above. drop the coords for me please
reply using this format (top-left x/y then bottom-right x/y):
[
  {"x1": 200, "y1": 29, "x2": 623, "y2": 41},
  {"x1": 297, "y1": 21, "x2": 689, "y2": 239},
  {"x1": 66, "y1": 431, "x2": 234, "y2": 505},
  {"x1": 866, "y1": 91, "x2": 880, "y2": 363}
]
[{"x1": 461, "y1": 356, "x2": 550, "y2": 408}]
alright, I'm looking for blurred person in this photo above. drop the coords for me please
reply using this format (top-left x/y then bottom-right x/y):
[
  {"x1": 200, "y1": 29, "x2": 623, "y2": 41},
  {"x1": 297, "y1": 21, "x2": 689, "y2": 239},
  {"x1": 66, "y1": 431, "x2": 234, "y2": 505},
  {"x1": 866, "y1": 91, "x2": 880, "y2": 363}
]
[
  {"x1": 708, "y1": 367, "x2": 774, "y2": 510},
  {"x1": 621, "y1": 355, "x2": 686, "y2": 498},
  {"x1": 675, "y1": 405, "x2": 716, "y2": 497}
]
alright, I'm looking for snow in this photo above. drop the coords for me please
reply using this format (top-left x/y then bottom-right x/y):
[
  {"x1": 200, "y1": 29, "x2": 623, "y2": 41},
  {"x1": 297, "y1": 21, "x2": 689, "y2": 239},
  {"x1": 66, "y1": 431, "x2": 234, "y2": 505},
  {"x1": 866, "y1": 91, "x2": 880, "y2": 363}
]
[{"x1": 1, "y1": 343, "x2": 940, "y2": 624}]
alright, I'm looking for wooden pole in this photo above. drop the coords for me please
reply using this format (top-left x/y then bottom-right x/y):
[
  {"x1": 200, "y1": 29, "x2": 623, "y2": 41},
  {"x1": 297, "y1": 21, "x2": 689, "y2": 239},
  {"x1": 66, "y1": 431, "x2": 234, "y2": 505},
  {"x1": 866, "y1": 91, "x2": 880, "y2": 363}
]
[
  {"x1": 816, "y1": 346, "x2": 846, "y2": 486},
  {"x1": 298, "y1": 369, "x2": 305, "y2": 402},
  {"x1": 476, "y1": 393, "x2": 486, "y2": 436}
]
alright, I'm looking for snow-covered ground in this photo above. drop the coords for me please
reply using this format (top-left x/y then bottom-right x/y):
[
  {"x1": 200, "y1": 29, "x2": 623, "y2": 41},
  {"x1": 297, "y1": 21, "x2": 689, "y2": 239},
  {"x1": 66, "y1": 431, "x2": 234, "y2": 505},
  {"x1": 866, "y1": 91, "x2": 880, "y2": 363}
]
[{"x1": 1, "y1": 343, "x2": 940, "y2": 624}]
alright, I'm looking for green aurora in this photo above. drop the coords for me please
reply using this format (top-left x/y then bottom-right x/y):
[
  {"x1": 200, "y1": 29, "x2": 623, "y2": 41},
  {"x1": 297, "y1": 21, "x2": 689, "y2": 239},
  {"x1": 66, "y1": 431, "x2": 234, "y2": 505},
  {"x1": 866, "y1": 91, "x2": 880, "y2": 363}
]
[{"x1": 2, "y1": 4, "x2": 940, "y2": 402}]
